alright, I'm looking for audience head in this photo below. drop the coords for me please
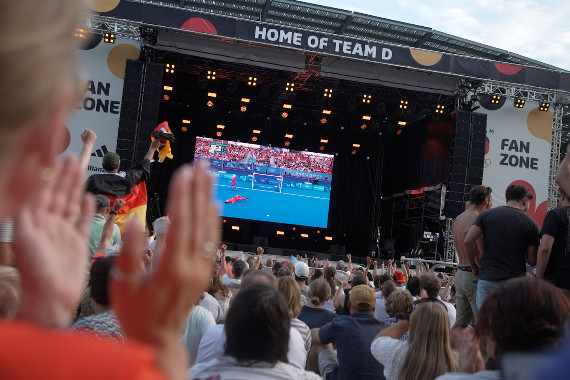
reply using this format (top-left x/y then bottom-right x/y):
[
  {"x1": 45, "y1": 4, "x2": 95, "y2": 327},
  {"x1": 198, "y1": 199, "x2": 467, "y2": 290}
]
[
  {"x1": 420, "y1": 273, "x2": 441, "y2": 298},
  {"x1": 324, "y1": 266, "x2": 336, "y2": 280},
  {"x1": 224, "y1": 284, "x2": 290, "y2": 364},
  {"x1": 94, "y1": 195, "x2": 111, "y2": 215},
  {"x1": 505, "y1": 184, "x2": 533, "y2": 211},
  {"x1": 310, "y1": 268, "x2": 323, "y2": 282},
  {"x1": 241, "y1": 269, "x2": 278, "y2": 289},
  {"x1": 285, "y1": 261, "x2": 295, "y2": 272},
  {"x1": 277, "y1": 266, "x2": 292, "y2": 278},
  {"x1": 348, "y1": 285, "x2": 375, "y2": 313},
  {"x1": 399, "y1": 301, "x2": 457, "y2": 380},
  {"x1": 89, "y1": 256, "x2": 115, "y2": 307},
  {"x1": 0, "y1": 0, "x2": 83, "y2": 218},
  {"x1": 308, "y1": 278, "x2": 331, "y2": 306},
  {"x1": 0, "y1": 266, "x2": 21, "y2": 319},
  {"x1": 272, "y1": 261, "x2": 283, "y2": 275},
  {"x1": 406, "y1": 277, "x2": 421, "y2": 297},
  {"x1": 336, "y1": 260, "x2": 345, "y2": 271},
  {"x1": 381, "y1": 280, "x2": 396, "y2": 299},
  {"x1": 470, "y1": 185, "x2": 493, "y2": 208},
  {"x1": 207, "y1": 262, "x2": 231, "y2": 299},
  {"x1": 264, "y1": 258, "x2": 274, "y2": 268},
  {"x1": 102, "y1": 152, "x2": 120, "y2": 172},
  {"x1": 294, "y1": 262, "x2": 310, "y2": 283},
  {"x1": 393, "y1": 270, "x2": 405, "y2": 284},
  {"x1": 373, "y1": 275, "x2": 382, "y2": 289},
  {"x1": 245, "y1": 257, "x2": 256, "y2": 271},
  {"x1": 277, "y1": 276, "x2": 302, "y2": 318},
  {"x1": 351, "y1": 273, "x2": 368, "y2": 287},
  {"x1": 378, "y1": 274, "x2": 392, "y2": 286},
  {"x1": 475, "y1": 278, "x2": 570, "y2": 354},
  {"x1": 385, "y1": 289, "x2": 413, "y2": 319},
  {"x1": 232, "y1": 260, "x2": 247, "y2": 278}
]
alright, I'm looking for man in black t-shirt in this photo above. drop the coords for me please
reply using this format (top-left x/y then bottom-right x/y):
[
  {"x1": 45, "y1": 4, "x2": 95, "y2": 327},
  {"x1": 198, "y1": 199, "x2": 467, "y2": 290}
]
[
  {"x1": 464, "y1": 184, "x2": 539, "y2": 309},
  {"x1": 537, "y1": 189, "x2": 570, "y2": 299}
]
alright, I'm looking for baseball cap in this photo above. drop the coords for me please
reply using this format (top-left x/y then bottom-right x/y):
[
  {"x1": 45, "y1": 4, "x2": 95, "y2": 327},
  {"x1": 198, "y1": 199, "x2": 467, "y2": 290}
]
[
  {"x1": 349, "y1": 285, "x2": 375, "y2": 311},
  {"x1": 273, "y1": 262, "x2": 283, "y2": 271},
  {"x1": 294, "y1": 262, "x2": 310, "y2": 279},
  {"x1": 102, "y1": 152, "x2": 120, "y2": 171},
  {"x1": 94, "y1": 194, "x2": 110, "y2": 208},
  {"x1": 393, "y1": 270, "x2": 405, "y2": 283}
]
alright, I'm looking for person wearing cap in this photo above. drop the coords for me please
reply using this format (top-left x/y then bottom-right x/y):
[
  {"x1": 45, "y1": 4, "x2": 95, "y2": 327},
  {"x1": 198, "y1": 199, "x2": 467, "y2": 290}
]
[
  {"x1": 85, "y1": 139, "x2": 161, "y2": 229},
  {"x1": 310, "y1": 285, "x2": 389, "y2": 380},
  {"x1": 392, "y1": 270, "x2": 406, "y2": 288},
  {"x1": 87, "y1": 195, "x2": 122, "y2": 259},
  {"x1": 295, "y1": 261, "x2": 310, "y2": 304},
  {"x1": 464, "y1": 184, "x2": 539, "y2": 309}
]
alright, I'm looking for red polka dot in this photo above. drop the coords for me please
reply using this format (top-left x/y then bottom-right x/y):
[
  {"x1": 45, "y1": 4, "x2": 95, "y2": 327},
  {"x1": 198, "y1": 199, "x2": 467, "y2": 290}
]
[
  {"x1": 493, "y1": 62, "x2": 523, "y2": 75},
  {"x1": 181, "y1": 18, "x2": 217, "y2": 34},
  {"x1": 56, "y1": 125, "x2": 71, "y2": 155}
]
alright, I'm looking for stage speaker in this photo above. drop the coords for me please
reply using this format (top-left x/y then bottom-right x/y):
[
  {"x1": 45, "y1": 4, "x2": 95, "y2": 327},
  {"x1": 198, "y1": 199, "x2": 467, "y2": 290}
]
[
  {"x1": 379, "y1": 249, "x2": 395, "y2": 260},
  {"x1": 252, "y1": 236, "x2": 268, "y2": 247},
  {"x1": 329, "y1": 245, "x2": 345, "y2": 256},
  {"x1": 117, "y1": 60, "x2": 163, "y2": 169},
  {"x1": 444, "y1": 111, "x2": 487, "y2": 218}
]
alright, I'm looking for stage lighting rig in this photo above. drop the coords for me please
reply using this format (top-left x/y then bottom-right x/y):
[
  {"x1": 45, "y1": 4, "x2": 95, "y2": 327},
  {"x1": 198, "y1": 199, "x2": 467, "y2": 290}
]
[
  {"x1": 281, "y1": 112, "x2": 288, "y2": 118},
  {"x1": 362, "y1": 94, "x2": 372, "y2": 103},
  {"x1": 283, "y1": 104, "x2": 292, "y2": 109},
  {"x1": 539, "y1": 102, "x2": 550, "y2": 112},
  {"x1": 399, "y1": 100, "x2": 409, "y2": 109},
  {"x1": 435, "y1": 104, "x2": 445, "y2": 114},
  {"x1": 322, "y1": 109, "x2": 331, "y2": 114},
  {"x1": 165, "y1": 63, "x2": 175, "y2": 74},
  {"x1": 324, "y1": 89, "x2": 333, "y2": 98},
  {"x1": 320, "y1": 118, "x2": 327, "y2": 124},
  {"x1": 362, "y1": 115, "x2": 371, "y2": 121},
  {"x1": 206, "y1": 70, "x2": 216, "y2": 80},
  {"x1": 247, "y1": 76, "x2": 258, "y2": 86},
  {"x1": 103, "y1": 33, "x2": 115, "y2": 44},
  {"x1": 320, "y1": 139, "x2": 328, "y2": 143},
  {"x1": 490, "y1": 95, "x2": 502, "y2": 104},
  {"x1": 285, "y1": 82, "x2": 295, "y2": 92},
  {"x1": 514, "y1": 98, "x2": 526, "y2": 108}
]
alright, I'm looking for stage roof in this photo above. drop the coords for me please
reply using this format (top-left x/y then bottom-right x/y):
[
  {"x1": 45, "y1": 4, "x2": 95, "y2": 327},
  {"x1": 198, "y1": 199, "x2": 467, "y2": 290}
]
[{"x1": 134, "y1": 0, "x2": 561, "y2": 72}]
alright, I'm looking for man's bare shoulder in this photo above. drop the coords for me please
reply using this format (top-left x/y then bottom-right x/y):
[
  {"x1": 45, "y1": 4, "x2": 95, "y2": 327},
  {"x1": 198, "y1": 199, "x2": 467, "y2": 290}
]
[{"x1": 452, "y1": 209, "x2": 478, "y2": 233}]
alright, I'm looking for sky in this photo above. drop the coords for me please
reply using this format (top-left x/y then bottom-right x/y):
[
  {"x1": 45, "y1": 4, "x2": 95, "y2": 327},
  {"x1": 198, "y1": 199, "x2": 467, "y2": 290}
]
[{"x1": 306, "y1": 0, "x2": 570, "y2": 71}]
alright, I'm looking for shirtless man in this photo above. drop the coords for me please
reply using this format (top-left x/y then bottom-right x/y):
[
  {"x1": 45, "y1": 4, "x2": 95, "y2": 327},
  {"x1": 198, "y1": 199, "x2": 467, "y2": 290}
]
[{"x1": 451, "y1": 185, "x2": 493, "y2": 325}]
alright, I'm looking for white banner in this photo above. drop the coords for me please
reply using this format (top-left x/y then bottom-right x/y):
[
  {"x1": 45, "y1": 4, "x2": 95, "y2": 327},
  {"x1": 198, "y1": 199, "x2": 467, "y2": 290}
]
[
  {"x1": 481, "y1": 99, "x2": 553, "y2": 228},
  {"x1": 61, "y1": 36, "x2": 140, "y2": 176}
]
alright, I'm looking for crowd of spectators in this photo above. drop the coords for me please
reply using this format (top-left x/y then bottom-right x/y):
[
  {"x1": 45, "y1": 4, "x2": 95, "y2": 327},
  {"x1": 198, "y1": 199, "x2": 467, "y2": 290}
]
[{"x1": 195, "y1": 137, "x2": 334, "y2": 174}]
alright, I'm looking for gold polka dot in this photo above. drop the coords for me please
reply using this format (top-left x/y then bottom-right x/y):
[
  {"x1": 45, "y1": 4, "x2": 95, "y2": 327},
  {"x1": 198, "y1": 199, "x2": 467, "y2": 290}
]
[
  {"x1": 107, "y1": 44, "x2": 140, "y2": 79},
  {"x1": 527, "y1": 108, "x2": 553, "y2": 143},
  {"x1": 410, "y1": 49, "x2": 443, "y2": 66},
  {"x1": 88, "y1": 0, "x2": 121, "y2": 13}
]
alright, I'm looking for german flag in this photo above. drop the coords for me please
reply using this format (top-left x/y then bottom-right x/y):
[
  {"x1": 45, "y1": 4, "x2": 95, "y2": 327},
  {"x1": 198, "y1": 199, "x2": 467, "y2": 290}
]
[{"x1": 102, "y1": 183, "x2": 147, "y2": 233}]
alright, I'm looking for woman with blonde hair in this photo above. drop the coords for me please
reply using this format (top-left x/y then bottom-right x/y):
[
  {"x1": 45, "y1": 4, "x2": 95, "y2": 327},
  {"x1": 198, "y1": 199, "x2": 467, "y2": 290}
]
[
  {"x1": 298, "y1": 278, "x2": 337, "y2": 329},
  {"x1": 371, "y1": 301, "x2": 457, "y2": 380},
  {"x1": 384, "y1": 289, "x2": 413, "y2": 340},
  {"x1": 277, "y1": 276, "x2": 311, "y2": 354}
]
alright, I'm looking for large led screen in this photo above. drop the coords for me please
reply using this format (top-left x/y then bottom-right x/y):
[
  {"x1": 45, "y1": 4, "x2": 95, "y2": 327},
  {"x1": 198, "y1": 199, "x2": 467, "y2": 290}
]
[{"x1": 194, "y1": 137, "x2": 334, "y2": 227}]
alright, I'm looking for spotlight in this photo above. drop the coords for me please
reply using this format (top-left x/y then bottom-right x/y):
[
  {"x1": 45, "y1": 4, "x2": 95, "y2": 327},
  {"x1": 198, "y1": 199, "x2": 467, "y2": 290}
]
[
  {"x1": 284, "y1": 141, "x2": 291, "y2": 147},
  {"x1": 231, "y1": 225, "x2": 240, "y2": 230},
  {"x1": 514, "y1": 98, "x2": 526, "y2": 108},
  {"x1": 276, "y1": 230, "x2": 285, "y2": 235},
  {"x1": 216, "y1": 131, "x2": 222, "y2": 137},
  {"x1": 217, "y1": 125, "x2": 225, "y2": 129},
  {"x1": 247, "y1": 76, "x2": 258, "y2": 86},
  {"x1": 325, "y1": 236, "x2": 333, "y2": 241},
  {"x1": 286, "y1": 82, "x2": 295, "y2": 92},
  {"x1": 163, "y1": 94, "x2": 170, "y2": 101},
  {"x1": 241, "y1": 98, "x2": 250, "y2": 103},
  {"x1": 283, "y1": 104, "x2": 292, "y2": 109},
  {"x1": 351, "y1": 150, "x2": 357, "y2": 155},
  {"x1": 398, "y1": 121, "x2": 407, "y2": 126},
  {"x1": 399, "y1": 100, "x2": 409, "y2": 109},
  {"x1": 163, "y1": 85, "x2": 173, "y2": 91},
  {"x1": 362, "y1": 115, "x2": 371, "y2": 121},
  {"x1": 491, "y1": 95, "x2": 502, "y2": 104},
  {"x1": 253, "y1": 130, "x2": 261, "y2": 134},
  {"x1": 251, "y1": 136, "x2": 258, "y2": 142},
  {"x1": 301, "y1": 233, "x2": 309, "y2": 238},
  {"x1": 323, "y1": 89, "x2": 333, "y2": 98},
  {"x1": 74, "y1": 28, "x2": 86, "y2": 39},
  {"x1": 281, "y1": 112, "x2": 288, "y2": 118},
  {"x1": 539, "y1": 102, "x2": 550, "y2": 112},
  {"x1": 353, "y1": 143, "x2": 360, "y2": 148},
  {"x1": 206, "y1": 70, "x2": 216, "y2": 80},
  {"x1": 319, "y1": 146, "x2": 325, "y2": 151},
  {"x1": 322, "y1": 109, "x2": 332, "y2": 114},
  {"x1": 284, "y1": 134, "x2": 293, "y2": 139},
  {"x1": 207, "y1": 92, "x2": 217, "y2": 98},
  {"x1": 103, "y1": 33, "x2": 115, "y2": 44},
  {"x1": 435, "y1": 104, "x2": 445, "y2": 114},
  {"x1": 182, "y1": 119, "x2": 191, "y2": 124},
  {"x1": 240, "y1": 105, "x2": 247, "y2": 112},
  {"x1": 206, "y1": 100, "x2": 214, "y2": 107},
  {"x1": 360, "y1": 124, "x2": 367, "y2": 130},
  {"x1": 396, "y1": 129, "x2": 402, "y2": 135},
  {"x1": 362, "y1": 94, "x2": 372, "y2": 103},
  {"x1": 165, "y1": 64, "x2": 175, "y2": 74},
  {"x1": 320, "y1": 118, "x2": 327, "y2": 124},
  {"x1": 320, "y1": 139, "x2": 328, "y2": 143},
  {"x1": 181, "y1": 126, "x2": 188, "y2": 132}
]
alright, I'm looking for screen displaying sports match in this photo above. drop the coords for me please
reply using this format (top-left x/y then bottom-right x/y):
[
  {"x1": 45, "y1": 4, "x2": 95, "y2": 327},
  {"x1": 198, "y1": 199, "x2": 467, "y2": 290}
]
[{"x1": 194, "y1": 137, "x2": 334, "y2": 228}]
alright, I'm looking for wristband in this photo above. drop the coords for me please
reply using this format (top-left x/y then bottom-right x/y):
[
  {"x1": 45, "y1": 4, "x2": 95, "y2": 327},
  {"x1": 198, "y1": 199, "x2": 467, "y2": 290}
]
[{"x1": 109, "y1": 211, "x2": 118, "y2": 215}]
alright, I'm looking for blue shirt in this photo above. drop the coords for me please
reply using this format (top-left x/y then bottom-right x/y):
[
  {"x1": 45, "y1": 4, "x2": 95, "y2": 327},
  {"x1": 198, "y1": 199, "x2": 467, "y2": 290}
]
[
  {"x1": 298, "y1": 305, "x2": 337, "y2": 329},
  {"x1": 319, "y1": 312, "x2": 388, "y2": 380}
]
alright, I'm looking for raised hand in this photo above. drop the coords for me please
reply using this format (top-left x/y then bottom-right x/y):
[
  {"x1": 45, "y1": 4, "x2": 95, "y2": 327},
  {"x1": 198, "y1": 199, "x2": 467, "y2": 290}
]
[
  {"x1": 15, "y1": 156, "x2": 94, "y2": 327},
  {"x1": 111, "y1": 163, "x2": 220, "y2": 380}
]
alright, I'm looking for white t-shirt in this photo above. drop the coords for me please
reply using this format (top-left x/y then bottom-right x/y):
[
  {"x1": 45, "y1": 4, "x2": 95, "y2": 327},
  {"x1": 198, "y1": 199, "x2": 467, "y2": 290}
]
[
  {"x1": 370, "y1": 336, "x2": 409, "y2": 380},
  {"x1": 190, "y1": 357, "x2": 321, "y2": 380},
  {"x1": 182, "y1": 305, "x2": 216, "y2": 367},
  {"x1": 222, "y1": 273, "x2": 242, "y2": 288},
  {"x1": 199, "y1": 292, "x2": 223, "y2": 322},
  {"x1": 375, "y1": 298, "x2": 389, "y2": 321},
  {"x1": 196, "y1": 324, "x2": 308, "y2": 370}
]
